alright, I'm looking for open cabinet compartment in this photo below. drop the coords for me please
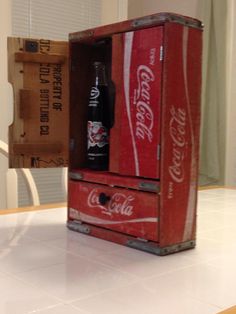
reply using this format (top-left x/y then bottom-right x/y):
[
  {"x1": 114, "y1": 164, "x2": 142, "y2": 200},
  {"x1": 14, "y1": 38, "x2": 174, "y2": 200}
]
[
  {"x1": 69, "y1": 26, "x2": 164, "y2": 180},
  {"x1": 69, "y1": 37, "x2": 112, "y2": 170}
]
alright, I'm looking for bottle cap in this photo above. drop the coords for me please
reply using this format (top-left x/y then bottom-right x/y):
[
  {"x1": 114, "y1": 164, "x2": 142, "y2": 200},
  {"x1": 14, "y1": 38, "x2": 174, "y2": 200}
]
[{"x1": 93, "y1": 61, "x2": 104, "y2": 67}]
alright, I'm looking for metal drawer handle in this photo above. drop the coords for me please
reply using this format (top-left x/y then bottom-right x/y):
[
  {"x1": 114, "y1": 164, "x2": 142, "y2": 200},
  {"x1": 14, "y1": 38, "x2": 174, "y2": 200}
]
[{"x1": 99, "y1": 193, "x2": 110, "y2": 205}]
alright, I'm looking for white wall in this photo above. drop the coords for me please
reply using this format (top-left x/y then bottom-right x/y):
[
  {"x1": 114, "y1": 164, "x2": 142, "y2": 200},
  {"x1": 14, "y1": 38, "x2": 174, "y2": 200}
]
[{"x1": 0, "y1": 0, "x2": 12, "y2": 209}]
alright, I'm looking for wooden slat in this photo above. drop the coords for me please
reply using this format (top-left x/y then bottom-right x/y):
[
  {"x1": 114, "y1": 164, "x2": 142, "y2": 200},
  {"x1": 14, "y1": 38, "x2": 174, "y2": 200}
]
[
  {"x1": 217, "y1": 306, "x2": 236, "y2": 314},
  {"x1": 0, "y1": 202, "x2": 66, "y2": 215},
  {"x1": 198, "y1": 186, "x2": 236, "y2": 190},
  {"x1": 15, "y1": 52, "x2": 66, "y2": 64},
  {"x1": 19, "y1": 89, "x2": 36, "y2": 119},
  {"x1": 198, "y1": 185, "x2": 222, "y2": 190},
  {"x1": 13, "y1": 142, "x2": 63, "y2": 154}
]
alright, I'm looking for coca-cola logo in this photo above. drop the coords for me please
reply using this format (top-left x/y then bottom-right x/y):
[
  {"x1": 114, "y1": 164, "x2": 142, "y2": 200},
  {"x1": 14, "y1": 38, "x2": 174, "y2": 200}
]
[
  {"x1": 90, "y1": 87, "x2": 100, "y2": 99},
  {"x1": 135, "y1": 65, "x2": 155, "y2": 143},
  {"x1": 168, "y1": 106, "x2": 186, "y2": 183},
  {"x1": 87, "y1": 189, "x2": 134, "y2": 217}
]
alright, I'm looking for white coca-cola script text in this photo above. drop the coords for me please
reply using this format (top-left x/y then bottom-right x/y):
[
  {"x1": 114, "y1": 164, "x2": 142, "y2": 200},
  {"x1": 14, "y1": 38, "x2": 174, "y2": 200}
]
[
  {"x1": 168, "y1": 106, "x2": 187, "y2": 183},
  {"x1": 135, "y1": 65, "x2": 155, "y2": 142},
  {"x1": 87, "y1": 189, "x2": 134, "y2": 217}
]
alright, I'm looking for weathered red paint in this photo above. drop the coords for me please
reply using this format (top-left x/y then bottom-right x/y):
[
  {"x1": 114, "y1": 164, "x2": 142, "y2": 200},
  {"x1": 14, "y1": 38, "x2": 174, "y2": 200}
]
[
  {"x1": 69, "y1": 180, "x2": 158, "y2": 241},
  {"x1": 110, "y1": 27, "x2": 163, "y2": 178},
  {"x1": 68, "y1": 13, "x2": 203, "y2": 254},
  {"x1": 159, "y1": 23, "x2": 202, "y2": 247}
]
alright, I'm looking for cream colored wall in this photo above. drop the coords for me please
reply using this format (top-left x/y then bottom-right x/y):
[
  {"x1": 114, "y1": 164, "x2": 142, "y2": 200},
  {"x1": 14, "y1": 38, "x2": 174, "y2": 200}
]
[
  {"x1": 0, "y1": 0, "x2": 12, "y2": 208},
  {"x1": 128, "y1": 0, "x2": 200, "y2": 19},
  {"x1": 225, "y1": 0, "x2": 236, "y2": 186},
  {"x1": 101, "y1": 0, "x2": 128, "y2": 25},
  {"x1": 0, "y1": 0, "x2": 12, "y2": 142}
]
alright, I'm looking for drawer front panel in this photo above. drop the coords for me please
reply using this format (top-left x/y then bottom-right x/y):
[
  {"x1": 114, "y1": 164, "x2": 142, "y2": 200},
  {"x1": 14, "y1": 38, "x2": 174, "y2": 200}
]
[{"x1": 68, "y1": 180, "x2": 159, "y2": 241}]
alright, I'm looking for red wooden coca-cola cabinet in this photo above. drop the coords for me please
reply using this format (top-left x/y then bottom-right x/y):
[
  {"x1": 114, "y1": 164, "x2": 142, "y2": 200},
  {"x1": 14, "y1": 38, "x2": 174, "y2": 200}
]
[{"x1": 8, "y1": 12, "x2": 203, "y2": 255}]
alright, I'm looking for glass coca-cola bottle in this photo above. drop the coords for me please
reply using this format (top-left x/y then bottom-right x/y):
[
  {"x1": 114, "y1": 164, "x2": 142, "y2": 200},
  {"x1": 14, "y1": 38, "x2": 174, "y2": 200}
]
[{"x1": 87, "y1": 62, "x2": 110, "y2": 170}]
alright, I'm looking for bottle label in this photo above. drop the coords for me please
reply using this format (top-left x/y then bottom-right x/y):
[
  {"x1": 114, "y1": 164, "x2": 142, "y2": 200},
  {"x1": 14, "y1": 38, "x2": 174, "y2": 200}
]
[{"x1": 88, "y1": 121, "x2": 108, "y2": 149}]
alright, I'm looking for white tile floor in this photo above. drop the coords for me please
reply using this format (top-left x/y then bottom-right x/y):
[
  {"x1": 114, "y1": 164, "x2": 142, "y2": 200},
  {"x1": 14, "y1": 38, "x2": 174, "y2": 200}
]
[{"x1": 1, "y1": 188, "x2": 236, "y2": 314}]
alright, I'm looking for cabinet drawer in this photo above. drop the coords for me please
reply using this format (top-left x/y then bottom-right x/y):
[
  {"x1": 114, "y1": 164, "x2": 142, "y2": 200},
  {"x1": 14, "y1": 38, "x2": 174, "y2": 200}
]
[{"x1": 68, "y1": 180, "x2": 159, "y2": 242}]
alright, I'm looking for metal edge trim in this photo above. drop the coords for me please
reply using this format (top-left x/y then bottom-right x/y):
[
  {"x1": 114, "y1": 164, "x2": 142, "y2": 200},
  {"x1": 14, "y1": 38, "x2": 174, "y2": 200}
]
[
  {"x1": 131, "y1": 13, "x2": 203, "y2": 30},
  {"x1": 68, "y1": 172, "x2": 83, "y2": 180},
  {"x1": 138, "y1": 182, "x2": 160, "y2": 193},
  {"x1": 126, "y1": 239, "x2": 195, "y2": 255},
  {"x1": 70, "y1": 30, "x2": 94, "y2": 41},
  {"x1": 67, "y1": 220, "x2": 195, "y2": 256},
  {"x1": 67, "y1": 220, "x2": 90, "y2": 234}
]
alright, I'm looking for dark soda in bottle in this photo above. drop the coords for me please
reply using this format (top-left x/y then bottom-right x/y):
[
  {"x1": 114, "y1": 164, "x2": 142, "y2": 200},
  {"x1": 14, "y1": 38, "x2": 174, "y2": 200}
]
[{"x1": 87, "y1": 62, "x2": 109, "y2": 170}]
